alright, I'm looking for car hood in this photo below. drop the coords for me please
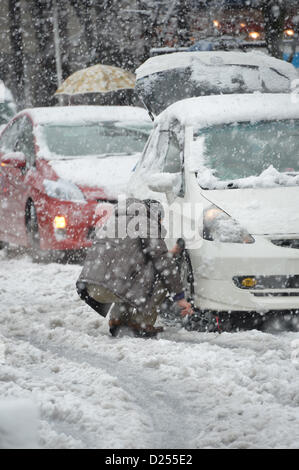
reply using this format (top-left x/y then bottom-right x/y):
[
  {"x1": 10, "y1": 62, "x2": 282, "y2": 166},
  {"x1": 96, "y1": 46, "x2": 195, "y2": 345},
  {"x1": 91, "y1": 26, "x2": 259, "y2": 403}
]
[
  {"x1": 49, "y1": 154, "x2": 140, "y2": 199},
  {"x1": 202, "y1": 186, "x2": 299, "y2": 235}
]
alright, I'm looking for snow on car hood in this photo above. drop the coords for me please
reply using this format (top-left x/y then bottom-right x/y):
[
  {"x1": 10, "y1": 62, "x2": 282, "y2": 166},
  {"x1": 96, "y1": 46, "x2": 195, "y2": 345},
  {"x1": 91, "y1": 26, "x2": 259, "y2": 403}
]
[
  {"x1": 49, "y1": 154, "x2": 140, "y2": 199},
  {"x1": 202, "y1": 186, "x2": 299, "y2": 235}
]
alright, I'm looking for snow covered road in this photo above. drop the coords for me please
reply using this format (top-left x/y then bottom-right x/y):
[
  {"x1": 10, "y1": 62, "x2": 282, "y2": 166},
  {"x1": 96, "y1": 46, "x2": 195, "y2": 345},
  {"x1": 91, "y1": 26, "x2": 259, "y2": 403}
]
[{"x1": 1, "y1": 248, "x2": 299, "y2": 449}]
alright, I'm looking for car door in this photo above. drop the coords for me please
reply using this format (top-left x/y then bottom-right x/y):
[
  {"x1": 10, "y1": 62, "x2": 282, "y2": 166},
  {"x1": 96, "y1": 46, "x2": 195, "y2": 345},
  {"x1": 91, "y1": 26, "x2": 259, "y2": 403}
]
[
  {"x1": 10, "y1": 117, "x2": 36, "y2": 238},
  {"x1": 0, "y1": 118, "x2": 21, "y2": 239},
  {"x1": 0, "y1": 116, "x2": 35, "y2": 240}
]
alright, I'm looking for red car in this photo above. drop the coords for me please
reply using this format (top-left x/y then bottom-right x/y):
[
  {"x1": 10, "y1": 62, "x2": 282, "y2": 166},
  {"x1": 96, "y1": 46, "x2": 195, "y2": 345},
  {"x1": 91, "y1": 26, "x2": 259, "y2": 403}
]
[{"x1": 0, "y1": 106, "x2": 152, "y2": 258}]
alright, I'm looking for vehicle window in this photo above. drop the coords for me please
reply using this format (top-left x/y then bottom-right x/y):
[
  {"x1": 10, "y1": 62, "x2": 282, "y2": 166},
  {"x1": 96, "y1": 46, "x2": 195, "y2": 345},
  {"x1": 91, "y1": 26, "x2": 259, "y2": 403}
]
[
  {"x1": 163, "y1": 132, "x2": 185, "y2": 197},
  {"x1": 192, "y1": 120, "x2": 299, "y2": 190},
  {"x1": 0, "y1": 119, "x2": 20, "y2": 153},
  {"x1": 137, "y1": 126, "x2": 168, "y2": 173},
  {"x1": 133, "y1": 124, "x2": 185, "y2": 197},
  {"x1": 163, "y1": 133, "x2": 182, "y2": 173},
  {"x1": 16, "y1": 117, "x2": 35, "y2": 168},
  {"x1": 41, "y1": 122, "x2": 151, "y2": 158}
]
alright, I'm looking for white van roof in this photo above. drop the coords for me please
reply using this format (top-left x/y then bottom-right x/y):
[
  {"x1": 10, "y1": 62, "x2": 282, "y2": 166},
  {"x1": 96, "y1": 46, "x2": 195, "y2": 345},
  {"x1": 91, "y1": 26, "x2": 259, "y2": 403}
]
[{"x1": 136, "y1": 50, "x2": 298, "y2": 81}]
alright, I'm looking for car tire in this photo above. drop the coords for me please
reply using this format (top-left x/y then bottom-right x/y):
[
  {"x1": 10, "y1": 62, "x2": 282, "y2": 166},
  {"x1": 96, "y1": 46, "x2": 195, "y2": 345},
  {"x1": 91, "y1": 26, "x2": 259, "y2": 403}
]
[
  {"x1": 160, "y1": 249, "x2": 195, "y2": 324},
  {"x1": 0, "y1": 241, "x2": 7, "y2": 250},
  {"x1": 178, "y1": 250, "x2": 221, "y2": 333},
  {"x1": 179, "y1": 249, "x2": 195, "y2": 304}
]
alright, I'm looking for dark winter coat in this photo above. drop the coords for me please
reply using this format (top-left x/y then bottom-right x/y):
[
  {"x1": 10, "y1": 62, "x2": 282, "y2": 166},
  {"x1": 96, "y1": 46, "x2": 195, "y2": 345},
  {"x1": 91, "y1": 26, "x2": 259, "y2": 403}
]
[{"x1": 78, "y1": 198, "x2": 183, "y2": 311}]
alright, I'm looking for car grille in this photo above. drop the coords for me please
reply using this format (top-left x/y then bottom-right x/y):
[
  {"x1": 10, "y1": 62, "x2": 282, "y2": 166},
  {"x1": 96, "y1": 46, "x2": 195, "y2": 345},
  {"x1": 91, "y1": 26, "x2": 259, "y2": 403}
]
[
  {"x1": 234, "y1": 275, "x2": 299, "y2": 298},
  {"x1": 234, "y1": 275, "x2": 299, "y2": 290},
  {"x1": 271, "y1": 239, "x2": 299, "y2": 249},
  {"x1": 252, "y1": 292, "x2": 299, "y2": 297}
]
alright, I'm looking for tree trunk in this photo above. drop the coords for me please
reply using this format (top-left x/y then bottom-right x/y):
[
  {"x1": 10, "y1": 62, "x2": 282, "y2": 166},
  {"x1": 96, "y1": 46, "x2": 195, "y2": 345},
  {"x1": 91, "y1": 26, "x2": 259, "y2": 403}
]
[
  {"x1": 30, "y1": 0, "x2": 57, "y2": 106},
  {"x1": 177, "y1": 0, "x2": 190, "y2": 46},
  {"x1": 8, "y1": 0, "x2": 25, "y2": 106},
  {"x1": 57, "y1": 0, "x2": 71, "y2": 80},
  {"x1": 262, "y1": 0, "x2": 287, "y2": 59},
  {"x1": 70, "y1": 0, "x2": 95, "y2": 66},
  {"x1": 135, "y1": 0, "x2": 164, "y2": 63},
  {"x1": 93, "y1": 0, "x2": 122, "y2": 66}
]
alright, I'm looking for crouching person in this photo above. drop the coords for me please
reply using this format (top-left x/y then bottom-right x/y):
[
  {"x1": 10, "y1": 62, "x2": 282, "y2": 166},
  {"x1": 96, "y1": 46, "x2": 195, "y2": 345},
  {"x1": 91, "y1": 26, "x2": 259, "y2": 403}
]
[{"x1": 76, "y1": 198, "x2": 194, "y2": 337}]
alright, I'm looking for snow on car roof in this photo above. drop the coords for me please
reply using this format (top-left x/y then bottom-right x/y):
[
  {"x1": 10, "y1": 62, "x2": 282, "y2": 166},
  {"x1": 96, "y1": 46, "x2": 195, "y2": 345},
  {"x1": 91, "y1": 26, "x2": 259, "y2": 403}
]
[
  {"x1": 157, "y1": 93, "x2": 299, "y2": 128},
  {"x1": 135, "y1": 50, "x2": 298, "y2": 81},
  {"x1": 18, "y1": 105, "x2": 151, "y2": 124}
]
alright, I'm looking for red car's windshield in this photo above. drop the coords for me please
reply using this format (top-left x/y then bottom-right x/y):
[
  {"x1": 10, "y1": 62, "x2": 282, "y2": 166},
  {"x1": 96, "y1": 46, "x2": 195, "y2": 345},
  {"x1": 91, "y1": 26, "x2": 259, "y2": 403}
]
[{"x1": 41, "y1": 122, "x2": 151, "y2": 158}]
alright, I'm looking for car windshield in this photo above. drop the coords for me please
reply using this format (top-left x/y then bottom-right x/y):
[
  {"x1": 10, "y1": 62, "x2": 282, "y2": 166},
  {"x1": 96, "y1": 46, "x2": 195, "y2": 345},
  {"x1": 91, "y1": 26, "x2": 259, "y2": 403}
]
[
  {"x1": 41, "y1": 121, "x2": 152, "y2": 159},
  {"x1": 192, "y1": 120, "x2": 299, "y2": 190}
]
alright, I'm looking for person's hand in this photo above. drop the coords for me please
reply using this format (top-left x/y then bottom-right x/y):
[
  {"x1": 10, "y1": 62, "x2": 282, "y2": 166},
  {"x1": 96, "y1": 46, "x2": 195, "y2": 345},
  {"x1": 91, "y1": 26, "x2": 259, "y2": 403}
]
[
  {"x1": 169, "y1": 238, "x2": 185, "y2": 256},
  {"x1": 169, "y1": 244, "x2": 181, "y2": 256},
  {"x1": 177, "y1": 299, "x2": 194, "y2": 316}
]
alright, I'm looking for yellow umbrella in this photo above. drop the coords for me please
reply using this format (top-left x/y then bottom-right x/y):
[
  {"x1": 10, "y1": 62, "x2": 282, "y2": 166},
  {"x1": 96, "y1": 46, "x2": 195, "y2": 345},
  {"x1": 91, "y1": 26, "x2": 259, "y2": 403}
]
[{"x1": 55, "y1": 64, "x2": 136, "y2": 96}]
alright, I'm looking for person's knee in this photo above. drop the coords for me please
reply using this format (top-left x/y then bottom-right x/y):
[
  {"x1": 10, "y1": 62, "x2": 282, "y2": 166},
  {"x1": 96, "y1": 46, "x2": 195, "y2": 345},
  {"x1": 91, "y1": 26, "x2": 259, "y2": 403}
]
[
  {"x1": 76, "y1": 281, "x2": 88, "y2": 299},
  {"x1": 76, "y1": 281, "x2": 86, "y2": 292}
]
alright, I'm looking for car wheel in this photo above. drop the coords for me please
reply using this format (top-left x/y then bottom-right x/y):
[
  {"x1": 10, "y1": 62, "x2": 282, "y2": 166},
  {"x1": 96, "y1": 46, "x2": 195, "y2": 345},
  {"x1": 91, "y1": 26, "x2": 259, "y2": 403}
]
[
  {"x1": 160, "y1": 249, "x2": 195, "y2": 324},
  {"x1": 178, "y1": 250, "x2": 221, "y2": 333},
  {"x1": 179, "y1": 249, "x2": 195, "y2": 303},
  {"x1": 0, "y1": 241, "x2": 7, "y2": 250}
]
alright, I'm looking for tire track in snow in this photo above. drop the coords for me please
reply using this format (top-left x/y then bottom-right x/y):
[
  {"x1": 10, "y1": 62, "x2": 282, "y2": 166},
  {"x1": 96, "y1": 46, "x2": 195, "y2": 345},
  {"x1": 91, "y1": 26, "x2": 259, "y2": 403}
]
[{"x1": 22, "y1": 332, "x2": 198, "y2": 449}]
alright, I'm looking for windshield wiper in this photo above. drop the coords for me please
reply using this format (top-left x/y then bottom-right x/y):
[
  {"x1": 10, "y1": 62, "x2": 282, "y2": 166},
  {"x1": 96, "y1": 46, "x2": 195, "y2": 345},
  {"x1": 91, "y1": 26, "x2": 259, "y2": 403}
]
[
  {"x1": 94, "y1": 152, "x2": 139, "y2": 158},
  {"x1": 226, "y1": 182, "x2": 239, "y2": 189},
  {"x1": 52, "y1": 152, "x2": 138, "y2": 160},
  {"x1": 284, "y1": 171, "x2": 299, "y2": 176}
]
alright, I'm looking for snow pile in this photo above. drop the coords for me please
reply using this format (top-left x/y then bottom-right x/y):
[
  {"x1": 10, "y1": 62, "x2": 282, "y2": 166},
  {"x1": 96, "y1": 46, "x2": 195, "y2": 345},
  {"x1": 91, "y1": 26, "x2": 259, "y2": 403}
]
[
  {"x1": 196, "y1": 165, "x2": 299, "y2": 190},
  {"x1": 0, "y1": 400, "x2": 38, "y2": 449}
]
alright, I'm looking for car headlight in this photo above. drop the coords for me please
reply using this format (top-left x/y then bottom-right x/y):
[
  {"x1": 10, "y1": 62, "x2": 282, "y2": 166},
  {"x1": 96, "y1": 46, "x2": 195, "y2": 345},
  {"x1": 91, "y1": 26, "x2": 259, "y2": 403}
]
[
  {"x1": 43, "y1": 178, "x2": 85, "y2": 202},
  {"x1": 203, "y1": 205, "x2": 255, "y2": 244}
]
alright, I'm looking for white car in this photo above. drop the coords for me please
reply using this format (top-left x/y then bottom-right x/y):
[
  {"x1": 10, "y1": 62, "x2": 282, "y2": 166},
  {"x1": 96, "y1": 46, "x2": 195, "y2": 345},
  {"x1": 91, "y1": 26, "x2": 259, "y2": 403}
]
[
  {"x1": 135, "y1": 50, "x2": 298, "y2": 116},
  {"x1": 128, "y1": 93, "x2": 299, "y2": 330}
]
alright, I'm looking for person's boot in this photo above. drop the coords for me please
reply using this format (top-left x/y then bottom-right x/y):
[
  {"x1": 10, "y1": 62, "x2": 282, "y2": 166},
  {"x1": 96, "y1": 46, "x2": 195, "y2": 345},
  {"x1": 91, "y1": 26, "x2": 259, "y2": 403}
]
[
  {"x1": 109, "y1": 319, "x2": 124, "y2": 337},
  {"x1": 109, "y1": 319, "x2": 164, "y2": 338},
  {"x1": 128, "y1": 322, "x2": 164, "y2": 338}
]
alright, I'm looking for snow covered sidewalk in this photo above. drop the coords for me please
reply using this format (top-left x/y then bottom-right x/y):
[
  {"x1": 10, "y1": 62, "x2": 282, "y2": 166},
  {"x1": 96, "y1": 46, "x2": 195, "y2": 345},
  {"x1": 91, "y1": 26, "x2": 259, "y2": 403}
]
[{"x1": 1, "y1": 248, "x2": 299, "y2": 449}]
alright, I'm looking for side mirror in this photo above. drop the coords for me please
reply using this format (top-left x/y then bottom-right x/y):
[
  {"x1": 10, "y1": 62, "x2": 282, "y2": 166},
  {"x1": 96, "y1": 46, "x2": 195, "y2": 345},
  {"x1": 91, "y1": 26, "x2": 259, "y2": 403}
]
[
  {"x1": 1, "y1": 152, "x2": 26, "y2": 170},
  {"x1": 147, "y1": 173, "x2": 179, "y2": 194}
]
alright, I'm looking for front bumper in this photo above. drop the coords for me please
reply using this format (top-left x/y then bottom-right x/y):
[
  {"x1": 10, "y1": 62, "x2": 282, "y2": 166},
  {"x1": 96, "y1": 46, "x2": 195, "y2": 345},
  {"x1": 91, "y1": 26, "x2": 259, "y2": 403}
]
[
  {"x1": 37, "y1": 199, "x2": 99, "y2": 250},
  {"x1": 190, "y1": 235, "x2": 299, "y2": 313}
]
